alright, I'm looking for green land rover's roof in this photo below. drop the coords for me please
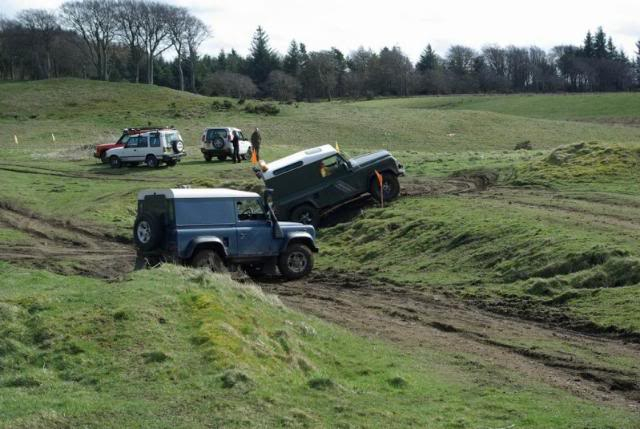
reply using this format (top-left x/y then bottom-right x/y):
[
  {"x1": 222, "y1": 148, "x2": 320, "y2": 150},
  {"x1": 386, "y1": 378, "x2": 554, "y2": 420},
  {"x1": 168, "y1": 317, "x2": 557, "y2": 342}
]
[
  {"x1": 262, "y1": 144, "x2": 337, "y2": 181},
  {"x1": 137, "y1": 188, "x2": 259, "y2": 200}
]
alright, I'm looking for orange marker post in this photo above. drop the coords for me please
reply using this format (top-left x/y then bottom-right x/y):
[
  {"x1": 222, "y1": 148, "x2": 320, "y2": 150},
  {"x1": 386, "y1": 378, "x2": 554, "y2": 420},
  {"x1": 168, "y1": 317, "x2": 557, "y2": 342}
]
[{"x1": 374, "y1": 170, "x2": 384, "y2": 208}]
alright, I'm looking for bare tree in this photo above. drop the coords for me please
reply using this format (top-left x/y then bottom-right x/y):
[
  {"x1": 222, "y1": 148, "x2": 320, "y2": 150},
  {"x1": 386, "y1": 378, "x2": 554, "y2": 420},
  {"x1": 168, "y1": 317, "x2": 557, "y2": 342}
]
[
  {"x1": 17, "y1": 9, "x2": 59, "y2": 78},
  {"x1": 266, "y1": 70, "x2": 300, "y2": 101},
  {"x1": 139, "y1": 1, "x2": 171, "y2": 85},
  {"x1": 301, "y1": 51, "x2": 338, "y2": 100},
  {"x1": 60, "y1": 0, "x2": 118, "y2": 80},
  {"x1": 116, "y1": 0, "x2": 144, "y2": 83},
  {"x1": 202, "y1": 71, "x2": 257, "y2": 98},
  {"x1": 166, "y1": 6, "x2": 189, "y2": 91},
  {"x1": 184, "y1": 15, "x2": 209, "y2": 92}
]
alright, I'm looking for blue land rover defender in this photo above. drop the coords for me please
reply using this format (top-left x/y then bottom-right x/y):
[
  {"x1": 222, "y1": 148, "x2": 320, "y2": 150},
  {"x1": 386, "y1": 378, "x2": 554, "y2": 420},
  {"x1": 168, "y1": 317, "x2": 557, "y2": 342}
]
[{"x1": 133, "y1": 188, "x2": 318, "y2": 279}]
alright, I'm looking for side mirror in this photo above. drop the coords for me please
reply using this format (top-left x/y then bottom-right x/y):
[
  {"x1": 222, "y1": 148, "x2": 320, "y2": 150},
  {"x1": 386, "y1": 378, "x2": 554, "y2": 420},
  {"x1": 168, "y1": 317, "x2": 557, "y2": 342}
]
[{"x1": 263, "y1": 188, "x2": 274, "y2": 207}]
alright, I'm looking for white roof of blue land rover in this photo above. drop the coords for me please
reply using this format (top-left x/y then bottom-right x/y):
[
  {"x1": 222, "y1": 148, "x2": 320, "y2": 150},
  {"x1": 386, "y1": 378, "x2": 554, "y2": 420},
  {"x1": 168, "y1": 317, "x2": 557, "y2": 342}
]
[
  {"x1": 137, "y1": 188, "x2": 259, "y2": 200},
  {"x1": 262, "y1": 144, "x2": 337, "y2": 180}
]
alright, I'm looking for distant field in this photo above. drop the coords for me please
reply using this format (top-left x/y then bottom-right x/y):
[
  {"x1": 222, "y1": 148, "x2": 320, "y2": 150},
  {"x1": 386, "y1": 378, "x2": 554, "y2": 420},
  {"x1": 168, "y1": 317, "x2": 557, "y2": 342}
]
[
  {"x1": 359, "y1": 92, "x2": 640, "y2": 121},
  {"x1": 2, "y1": 79, "x2": 640, "y2": 162}
]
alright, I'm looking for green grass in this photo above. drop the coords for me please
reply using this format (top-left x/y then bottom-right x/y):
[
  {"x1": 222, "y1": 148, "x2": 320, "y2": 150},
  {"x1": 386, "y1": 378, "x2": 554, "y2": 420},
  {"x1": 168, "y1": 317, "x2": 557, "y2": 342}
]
[
  {"x1": 360, "y1": 92, "x2": 640, "y2": 121},
  {"x1": 1, "y1": 262, "x2": 636, "y2": 428},
  {"x1": 2, "y1": 80, "x2": 640, "y2": 425}
]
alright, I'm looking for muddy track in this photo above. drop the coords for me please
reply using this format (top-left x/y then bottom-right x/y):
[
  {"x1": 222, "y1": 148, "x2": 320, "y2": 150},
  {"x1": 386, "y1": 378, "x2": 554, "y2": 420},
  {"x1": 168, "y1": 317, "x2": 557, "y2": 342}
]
[
  {"x1": 0, "y1": 162, "x2": 167, "y2": 183},
  {"x1": 0, "y1": 202, "x2": 135, "y2": 279},
  {"x1": 259, "y1": 272, "x2": 640, "y2": 409},
  {"x1": 401, "y1": 171, "x2": 499, "y2": 197}
]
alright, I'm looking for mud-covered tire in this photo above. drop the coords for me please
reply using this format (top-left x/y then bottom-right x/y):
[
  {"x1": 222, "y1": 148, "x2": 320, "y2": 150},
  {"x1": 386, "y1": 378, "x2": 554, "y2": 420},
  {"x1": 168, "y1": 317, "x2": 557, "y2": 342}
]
[
  {"x1": 217, "y1": 154, "x2": 228, "y2": 161},
  {"x1": 192, "y1": 249, "x2": 225, "y2": 272},
  {"x1": 370, "y1": 172, "x2": 400, "y2": 202},
  {"x1": 278, "y1": 244, "x2": 314, "y2": 280},
  {"x1": 204, "y1": 153, "x2": 212, "y2": 162},
  {"x1": 244, "y1": 264, "x2": 265, "y2": 279},
  {"x1": 212, "y1": 137, "x2": 225, "y2": 149},
  {"x1": 145, "y1": 155, "x2": 159, "y2": 168},
  {"x1": 109, "y1": 155, "x2": 122, "y2": 168},
  {"x1": 166, "y1": 159, "x2": 177, "y2": 167},
  {"x1": 290, "y1": 204, "x2": 319, "y2": 227},
  {"x1": 133, "y1": 214, "x2": 163, "y2": 251}
]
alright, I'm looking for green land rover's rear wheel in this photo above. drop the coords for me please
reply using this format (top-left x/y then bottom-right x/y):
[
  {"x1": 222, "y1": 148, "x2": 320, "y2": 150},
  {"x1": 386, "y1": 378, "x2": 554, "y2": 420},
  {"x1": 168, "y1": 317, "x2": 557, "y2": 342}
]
[
  {"x1": 278, "y1": 244, "x2": 314, "y2": 280},
  {"x1": 290, "y1": 204, "x2": 319, "y2": 227},
  {"x1": 192, "y1": 249, "x2": 225, "y2": 272}
]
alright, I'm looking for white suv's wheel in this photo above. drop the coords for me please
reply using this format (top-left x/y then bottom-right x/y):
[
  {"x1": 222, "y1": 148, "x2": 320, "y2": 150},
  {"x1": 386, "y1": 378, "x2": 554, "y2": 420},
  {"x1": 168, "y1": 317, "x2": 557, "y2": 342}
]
[
  {"x1": 109, "y1": 155, "x2": 122, "y2": 168},
  {"x1": 145, "y1": 155, "x2": 159, "y2": 168}
]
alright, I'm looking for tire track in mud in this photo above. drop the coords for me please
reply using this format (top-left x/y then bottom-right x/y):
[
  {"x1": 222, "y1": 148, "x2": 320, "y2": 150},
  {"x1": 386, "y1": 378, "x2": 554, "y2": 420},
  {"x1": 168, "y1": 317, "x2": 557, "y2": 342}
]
[
  {"x1": 258, "y1": 272, "x2": 640, "y2": 409},
  {"x1": 0, "y1": 162, "x2": 163, "y2": 183},
  {"x1": 0, "y1": 202, "x2": 135, "y2": 279}
]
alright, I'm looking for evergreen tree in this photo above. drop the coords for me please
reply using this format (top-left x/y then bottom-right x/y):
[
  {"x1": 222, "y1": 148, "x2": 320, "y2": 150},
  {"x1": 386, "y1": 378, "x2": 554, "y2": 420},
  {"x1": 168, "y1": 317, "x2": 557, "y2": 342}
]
[
  {"x1": 283, "y1": 40, "x2": 301, "y2": 76},
  {"x1": 217, "y1": 50, "x2": 227, "y2": 70},
  {"x1": 417, "y1": 44, "x2": 438, "y2": 72},
  {"x1": 594, "y1": 27, "x2": 607, "y2": 58},
  {"x1": 247, "y1": 26, "x2": 279, "y2": 84},
  {"x1": 582, "y1": 30, "x2": 594, "y2": 58},
  {"x1": 606, "y1": 37, "x2": 617, "y2": 59}
]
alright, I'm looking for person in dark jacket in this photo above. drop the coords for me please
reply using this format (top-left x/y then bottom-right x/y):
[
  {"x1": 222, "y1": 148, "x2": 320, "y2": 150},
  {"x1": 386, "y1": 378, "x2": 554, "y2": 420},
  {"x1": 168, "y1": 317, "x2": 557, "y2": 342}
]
[
  {"x1": 250, "y1": 127, "x2": 262, "y2": 161},
  {"x1": 231, "y1": 130, "x2": 241, "y2": 163}
]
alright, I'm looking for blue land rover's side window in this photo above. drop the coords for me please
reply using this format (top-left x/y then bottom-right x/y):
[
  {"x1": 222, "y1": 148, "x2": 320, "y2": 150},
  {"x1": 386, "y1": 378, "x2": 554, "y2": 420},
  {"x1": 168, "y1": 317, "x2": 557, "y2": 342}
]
[{"x1": 174, "y1": 199, "x2": 235, "y2": 225}]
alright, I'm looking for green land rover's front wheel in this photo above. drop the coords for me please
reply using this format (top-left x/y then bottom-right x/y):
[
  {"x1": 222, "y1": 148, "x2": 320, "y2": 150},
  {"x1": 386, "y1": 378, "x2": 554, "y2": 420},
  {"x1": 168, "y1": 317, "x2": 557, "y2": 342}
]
[{"x1": 370, "y1": 172, "x2": 400, "y2": 202}]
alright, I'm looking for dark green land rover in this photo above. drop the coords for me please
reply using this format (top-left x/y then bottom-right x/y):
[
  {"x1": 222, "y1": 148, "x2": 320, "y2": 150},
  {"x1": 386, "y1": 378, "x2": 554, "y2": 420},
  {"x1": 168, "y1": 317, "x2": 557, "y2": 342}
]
[{"x1": 254, "y1": 145, "x2": 404, "y2": 226}]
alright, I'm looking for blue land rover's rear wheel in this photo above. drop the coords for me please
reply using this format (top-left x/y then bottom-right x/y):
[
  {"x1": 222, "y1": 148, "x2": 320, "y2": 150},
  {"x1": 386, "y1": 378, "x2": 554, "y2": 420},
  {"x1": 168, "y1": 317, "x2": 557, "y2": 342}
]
[
  {"x1": 278, "y1": 244, "x2": 314, "y2": 280},
  {"x1": 192, "y1": 249, "x2": 225, "y2": 272}
]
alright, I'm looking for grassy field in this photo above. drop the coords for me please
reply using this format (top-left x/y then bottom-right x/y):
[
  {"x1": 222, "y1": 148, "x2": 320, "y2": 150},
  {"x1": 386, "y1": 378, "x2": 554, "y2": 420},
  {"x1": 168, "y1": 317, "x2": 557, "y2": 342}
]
[
  {"x1": 2, "y1": 79, "x2": 640, "y2": 427},
  {"x1": 2, "y1": 263, "x2": 637, "y2": 428}
]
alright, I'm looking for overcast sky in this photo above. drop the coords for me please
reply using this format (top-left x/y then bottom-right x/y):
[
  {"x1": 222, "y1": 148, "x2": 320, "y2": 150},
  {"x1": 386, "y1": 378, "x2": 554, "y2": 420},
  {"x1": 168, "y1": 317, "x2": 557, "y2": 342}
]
[{"x1": 3, "y1": 0, "x2": 639, "y2": 62}]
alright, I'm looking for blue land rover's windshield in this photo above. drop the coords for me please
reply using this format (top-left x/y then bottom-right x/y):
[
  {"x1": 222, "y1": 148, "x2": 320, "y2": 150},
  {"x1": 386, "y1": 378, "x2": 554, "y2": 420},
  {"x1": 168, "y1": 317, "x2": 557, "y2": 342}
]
[{"x1": 174, "y1": 199, "x2": 235, "y2": 225}]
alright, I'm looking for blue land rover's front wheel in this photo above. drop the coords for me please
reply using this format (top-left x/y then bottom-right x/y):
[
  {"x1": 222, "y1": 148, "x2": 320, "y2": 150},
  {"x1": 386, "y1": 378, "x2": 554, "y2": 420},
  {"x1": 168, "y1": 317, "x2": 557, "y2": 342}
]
[{"x1": 278, "y1": 244, "x2": 314, "y2": 280}]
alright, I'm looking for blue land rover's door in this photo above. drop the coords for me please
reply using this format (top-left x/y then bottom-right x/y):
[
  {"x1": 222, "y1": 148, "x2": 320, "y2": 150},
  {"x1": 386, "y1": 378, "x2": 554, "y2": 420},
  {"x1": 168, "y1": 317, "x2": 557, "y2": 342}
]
[{"x1": 234, "y1": 198, "x2": 280, "y2": 257}]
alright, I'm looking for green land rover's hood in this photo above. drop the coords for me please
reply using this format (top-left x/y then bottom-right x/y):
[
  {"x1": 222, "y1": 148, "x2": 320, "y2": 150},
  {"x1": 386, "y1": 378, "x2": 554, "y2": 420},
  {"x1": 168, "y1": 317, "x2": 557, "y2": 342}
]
[{"x1": 349, "y1": 150, "x2": 391, "y2": 168}]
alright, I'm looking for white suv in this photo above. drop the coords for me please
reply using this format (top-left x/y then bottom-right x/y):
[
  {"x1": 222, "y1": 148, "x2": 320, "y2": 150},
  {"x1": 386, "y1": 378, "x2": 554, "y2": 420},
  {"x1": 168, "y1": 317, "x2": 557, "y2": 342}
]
[
  {"x1": 200, "y1": 127, "x2": 252, "y2": 162},
  {"x1": 106, "y1": 128, "x2": 186, "y2": 168}
]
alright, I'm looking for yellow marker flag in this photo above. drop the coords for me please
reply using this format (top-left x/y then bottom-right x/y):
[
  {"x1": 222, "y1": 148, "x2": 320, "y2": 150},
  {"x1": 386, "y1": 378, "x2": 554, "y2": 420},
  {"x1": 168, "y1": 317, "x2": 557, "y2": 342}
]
[
  {"x1": 335, "y1": 142, "x2": 340, "y2": 153},
  {"x1": 250, "y1": 148, "x2": 258, "y2": 164},
  {"x1": 374, "y1": 170, "x2": 384, "y2": 208},
  {"x1": 14, "y1": 135, "x2": 18, "y2": 145}
]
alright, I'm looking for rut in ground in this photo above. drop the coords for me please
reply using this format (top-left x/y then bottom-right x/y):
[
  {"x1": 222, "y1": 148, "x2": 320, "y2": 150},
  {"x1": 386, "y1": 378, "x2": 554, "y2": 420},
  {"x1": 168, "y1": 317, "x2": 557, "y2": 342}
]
[
  {"x1": 0, "y1": 201, "x2": 135, "y2": 279},
  {"x1": 258, "y1": 272, "x2": 640, "y2": 410}
]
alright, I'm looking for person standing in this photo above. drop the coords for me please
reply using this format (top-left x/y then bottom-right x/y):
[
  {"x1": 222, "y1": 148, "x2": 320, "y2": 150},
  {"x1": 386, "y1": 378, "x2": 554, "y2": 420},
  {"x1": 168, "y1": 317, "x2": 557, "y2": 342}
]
[
  {"x1": 250, "y1": 127, "x2": 262, "y2": 161},
  {"x1": 231, "y1": 130, "x2": 241, "y2": 163}
]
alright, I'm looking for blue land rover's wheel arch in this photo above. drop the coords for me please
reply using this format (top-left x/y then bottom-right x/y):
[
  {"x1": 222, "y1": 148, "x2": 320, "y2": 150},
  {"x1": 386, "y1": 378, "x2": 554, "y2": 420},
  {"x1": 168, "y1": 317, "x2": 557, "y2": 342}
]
[{"x1": 183, "y1": 236, "x2": 228, "y2": 260}]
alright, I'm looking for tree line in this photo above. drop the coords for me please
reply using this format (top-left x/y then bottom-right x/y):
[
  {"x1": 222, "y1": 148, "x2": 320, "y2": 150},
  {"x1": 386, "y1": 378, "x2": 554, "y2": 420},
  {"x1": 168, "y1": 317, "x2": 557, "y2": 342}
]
[{"x1": 1, "y1": 1, "x2": 639, "y2": 100}]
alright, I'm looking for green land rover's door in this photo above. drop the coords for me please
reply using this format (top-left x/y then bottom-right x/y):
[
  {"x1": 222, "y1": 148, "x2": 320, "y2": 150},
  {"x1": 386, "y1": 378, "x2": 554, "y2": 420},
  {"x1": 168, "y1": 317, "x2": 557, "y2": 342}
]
[{"x1": 314, "y1": 154, "x2": 361, "y2": 209}]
